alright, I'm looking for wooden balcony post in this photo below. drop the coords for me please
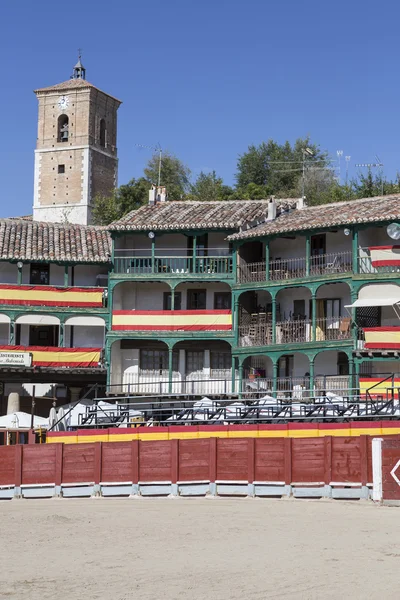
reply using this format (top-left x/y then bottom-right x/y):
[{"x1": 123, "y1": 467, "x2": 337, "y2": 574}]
[
  {"x1": 309, "y1": 358, "x2": 315, "y2": 397},
  {"x1": 9, "y1": 319, "x2": 14, "y2": 344},
  {"x1": 151, "y1": 237, "x2": 156, "y2": 273},
  {"x1": 305, "y1": 234, "x2": 311, "y2": 276},
  {"x1": 272, "y1": 360, "x2": 278, "y2": 397},
  {"x1": 349, "y1": 356, "x2": 354, "y2": 401},
  {"x1": 352, "y1": 228, "x2": 359, "y2": 274},
  {"x1": 59, "y1": 321, "x2": 65, "y2": 347},
  {"x1": 231, "y1": 355, "x2": 236, "y2": 393},
  {"x1": 192, "y1": 235, "x2": 197, "y2": 273},
  {"x1": 168, "y1": 347, "x2": 173, "y2": 394},
  {"x1": 311, "y1": 293, "x2": 316, "y2": 341},
  {"x1": 272, "y1": 297, "x2": 277, "y2": 344},
  {"x1": 234, "y1": 296, "x2": 239, "y2": 346},
  {"x1": 265, "y1": 241, "x2": 270, "y2": 280},
  {"x1": 238, "y1": 356, "x2": 244, "y2": 398},
  {"x1": 170, "y1": 286, "x2": 175, "y2": 311},
  {"x1": 64, "y1": 265, "x2": 69, "y2": 287},
  {"x1": 17, "y1": 263, "x2": 22, "y2": 285}
]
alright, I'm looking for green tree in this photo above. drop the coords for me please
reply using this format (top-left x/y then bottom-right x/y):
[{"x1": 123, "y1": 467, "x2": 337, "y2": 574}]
[
  {"x1": 92, "y1": 177, "x2": 149, "y2": 225},
  {"x1": 144, "y1": 151, "x2": 191, "y2": 200},
  {"x1": 190, "y1": 171, "x2": 234, "y2": 201},
  {"x1": 235, "y1": 137, "x2": 328, "y2": 201}
]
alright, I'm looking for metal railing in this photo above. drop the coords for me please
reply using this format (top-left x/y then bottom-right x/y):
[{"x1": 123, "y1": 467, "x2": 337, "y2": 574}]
[
  {"x1": 239, "y1": 317, "x2": 352, "y2": 347},
  {"x1": 358, "y1": 247, "x2": 400, "y2": 274},
  {"x1": 113, "y1": 255, "x2": 233, "y2": 276},
  {"x1": 237, "y1": 250, "x2": 353, "y2": 283}
]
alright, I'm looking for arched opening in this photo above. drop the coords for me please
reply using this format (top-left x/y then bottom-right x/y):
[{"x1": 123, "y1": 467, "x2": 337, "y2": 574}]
[
  {"x1": 314, "y1": 350, "x2": 350, "y2": 395},
  {"x1": 275, "y1": 286, "x2": 312, "y2": 344},
  {"x1": 238, "y1": 290, "x2": 272, "y2": 347},
  {"x1": 57, "y1": 114, "x2": 69, "y2": 142},
  {"x1": 316, "y1": 281, "x2": 352, "y2": 341},
  {"x1": 99, "y1": 119, "x2": 106, "y2": 147},
  {"x1": 173, "y1": 339, "x2": 233, "y2": 394}
]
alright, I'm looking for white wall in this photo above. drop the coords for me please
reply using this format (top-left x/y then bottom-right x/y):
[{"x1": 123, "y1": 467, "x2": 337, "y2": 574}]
[
  {"x1": 113, "y1": 282, "x2": 231, "y2": 311},
  {"x1": 325, "y1": 231, "x2": 352, "y2": 254},
  {"x1": 359, "y1": 226, "x2": 391, "y2": 248},
  {"x1": 64, "y1": 325, "x2": 104, "y2": 348},
  {"x1": 381, "y1": 306, "x2": 400, "y2": 327},
  {"x1": 276, "y1": 287, "x2": 311, "y2": 321},
  {"x1": 0, "y1": 323, "x2": 9, "y2": 344},
  {"x1": 269, "y1": 236, "x2": 305, "y2": 260},
  {"x1": 115, "y1": 233, "x2": 151, "y2": 255},
  {"x1": 0, "y1": 263, "x2": 17, "y2": 284},
  {"x1": 208, "y1": 232, "x2": 230, "y2": 255},
  {"x1": 155, "y1": 233, "x2": 189, "y2": 257},
  {"x1": 73, "y1": 265, "x2": 108, "y2": 286},
  {"x1": 314, "y1": 351, "x2": 341, "y2": 376}
]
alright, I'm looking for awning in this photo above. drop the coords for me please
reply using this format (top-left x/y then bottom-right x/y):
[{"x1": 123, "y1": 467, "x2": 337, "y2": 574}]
[
  {"x1": 345, "y1": 283, "x2": 400, "y2": 308},
  {"x1": 65, "y1": 316, "x2": 105, "y2": 327},
  {"x1": 15, "y1": 315, "x2": 60, "y2": 325}
]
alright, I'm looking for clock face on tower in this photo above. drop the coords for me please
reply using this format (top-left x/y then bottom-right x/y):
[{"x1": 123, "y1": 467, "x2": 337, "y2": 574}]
[{"x1": 58, "y1": 96, "x2": 69, "y2": 110}]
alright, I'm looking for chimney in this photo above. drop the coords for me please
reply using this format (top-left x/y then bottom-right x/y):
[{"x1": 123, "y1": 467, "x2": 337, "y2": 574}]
[
  {"x1": 157, "y1": 186, "x2": 167, "y2": 202},
  {"x1": 267, "y1": 196, "x2": 277, "y2": 221},
  {"x1": 149, "y1": 184, "x2": 156, "y2": 205},
  {"x1": 296, "y1": 196, "x2": 306, "y2": 210}
]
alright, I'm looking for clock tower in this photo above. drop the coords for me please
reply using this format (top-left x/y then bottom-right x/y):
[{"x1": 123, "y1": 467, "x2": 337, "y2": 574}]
[{"x1": 33, "y1": 56, "x2": 121, "y2": 225}]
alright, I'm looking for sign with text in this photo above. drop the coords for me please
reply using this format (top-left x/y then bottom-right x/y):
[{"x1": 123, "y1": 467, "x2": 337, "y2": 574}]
[{"x1": 0, "y1": 352, "x2": 32, "y2": 367}]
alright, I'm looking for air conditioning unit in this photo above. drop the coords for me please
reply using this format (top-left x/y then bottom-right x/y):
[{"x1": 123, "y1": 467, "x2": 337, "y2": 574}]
[{"x1": 96, "y1": 274, "x2": 108, "y2": 287}]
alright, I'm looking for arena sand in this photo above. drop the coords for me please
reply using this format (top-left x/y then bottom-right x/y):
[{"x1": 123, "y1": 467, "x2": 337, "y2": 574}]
[{"x1": 0, "y1": 498, "x2": 398, "y2": 599}]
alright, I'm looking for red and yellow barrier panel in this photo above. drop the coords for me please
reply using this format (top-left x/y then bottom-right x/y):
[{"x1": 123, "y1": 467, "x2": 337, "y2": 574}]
[
  {"x1": 363, "y1": 327, "x2": 400, "y2": 349},
  {"x1": 112, "y1": 309, "x2": 232, "y2": 331},
  {"x1": 360, "y1": 377, "x2": 400, "y2": 397},
  {"x1": 0, "y1": 285, "x2": 104, "y2": 307},
  {"x1": 0, "y1": 345, "x2": 101, "y2": 367},
  {"x1": 47, "y1": 421, "x2": 400, "y2": 444},
  {"x1": 369, "y1": 245, "x2": 400, "y2": 267}
]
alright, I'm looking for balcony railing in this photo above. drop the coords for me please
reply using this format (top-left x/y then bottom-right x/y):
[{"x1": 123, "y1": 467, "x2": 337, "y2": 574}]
[
  {"x1": 358, "y1": 247, "x2": 400, "y2": 274},
  {"x1": 113, "y1": 255, "x2": 233, "y2": 276},
  {"x1": 239, "y1": 317, "x2": 352, "y2": 347},
  {"x1": 237, "y1": 251, "x2": 353, "y2": 283}
]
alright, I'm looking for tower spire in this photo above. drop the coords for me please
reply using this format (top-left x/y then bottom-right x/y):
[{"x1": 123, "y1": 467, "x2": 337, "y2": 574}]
[{"x1": 72, "y1": 49, "x2": 86, "y2": 80}]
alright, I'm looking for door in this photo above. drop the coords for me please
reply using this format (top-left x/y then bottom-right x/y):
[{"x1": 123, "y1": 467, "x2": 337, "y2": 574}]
[
  {"x1": 29, "y1": 325, "x2": 59, "y2": 347},
  {"x1": 311, "y1": 234, "x2": 326, "y2": 272}
]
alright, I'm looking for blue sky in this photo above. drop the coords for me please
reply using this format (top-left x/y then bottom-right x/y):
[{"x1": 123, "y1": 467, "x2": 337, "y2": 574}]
[{"x1": 0, "y1": 0, "x2": 397, "y2": 216}]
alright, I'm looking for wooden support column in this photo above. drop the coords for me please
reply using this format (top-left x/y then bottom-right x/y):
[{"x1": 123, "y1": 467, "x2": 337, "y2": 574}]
[
  {"x1": 9, "y1": 319, "x2": 15, "y2": 344},
  {"x1": 309, "y1": 358, "x2": 315, "y2": 397},
  {"x1": 192, "y1": 235, "x2": 197, "y2": 273},
  {"x1": 168, "y1": 348, "x2": 173, "y2": 394},
  {"x1": 170, "y1": 285, "x2": 175, "y2": 311},
  {"x1": 238, "y1": 357, "x2": 244, "y2": 398},
  {"x1": 151, "y1": 237, "x2": 156, "y2": 273},
  {"x1": 265, "y1": 241, "x2": 270, "y2": 280},
  {"x1": 272, "y1": 359, "x2": 278, "y2": 398},
  {"x1": 272, "y1": 297, "x2": 277, "y2": 344},
  {"x1": 59, "y1": 321, "x2": 65, "y2": 347},
  {"x1": 231, "y1": 355, "x2": 236, "y2": 393},
  {"x1": 311, "y1": 293, "x2": 316, "y2": 342},
  {"x1": 349, "y1": 356, "x2": 354, "y2": 400},
  {"x1": 305, "y1": 234, "x2": 311, "y2": 276},
  {"x1": 234, "y1": 296, "x2": 239, "y2": 346},
  {"x1": 352, "y1": 228, "x2": 359, "y2": 274},
  {"x1": 64, "y1": 265, "x2": 69, "y2": 287},
  {"x1": 17, "y1": 264, "x2": 22, "y2": 285}
]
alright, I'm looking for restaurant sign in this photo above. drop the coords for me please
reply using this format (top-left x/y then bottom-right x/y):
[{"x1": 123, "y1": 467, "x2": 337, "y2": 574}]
[{"x1": 0, "y1": 352, "x2": 32, "y2": 367}]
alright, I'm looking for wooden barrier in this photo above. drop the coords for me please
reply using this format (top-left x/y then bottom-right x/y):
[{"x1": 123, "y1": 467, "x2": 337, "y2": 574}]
[{"x1": 0, "y1": 435, "x2": 378, "y2": 500}]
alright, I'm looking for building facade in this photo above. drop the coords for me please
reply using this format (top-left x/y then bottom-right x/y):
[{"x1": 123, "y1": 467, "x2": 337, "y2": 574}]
[{"x1": 104, "y1": 194, "x2": 400, "y2": 399}]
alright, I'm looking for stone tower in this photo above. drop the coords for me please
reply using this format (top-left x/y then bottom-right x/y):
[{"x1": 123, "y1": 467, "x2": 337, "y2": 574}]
[{"x1": 33, "y1": 56, "x2": 121, "y2": 225}]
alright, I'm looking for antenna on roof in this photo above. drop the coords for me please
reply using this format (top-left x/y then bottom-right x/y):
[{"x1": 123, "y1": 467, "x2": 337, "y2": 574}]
[
  {"x1": 355, "y1": 156, "x2": 385, "y2": 195},
  {"x1": 135, "y1": 143, "x2": 163, "y2": 187}
]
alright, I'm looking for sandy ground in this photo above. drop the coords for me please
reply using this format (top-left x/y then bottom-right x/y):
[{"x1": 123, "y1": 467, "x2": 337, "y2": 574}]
[{"x1": 0, "y1": 498, "x2": 399, "y2": 600}]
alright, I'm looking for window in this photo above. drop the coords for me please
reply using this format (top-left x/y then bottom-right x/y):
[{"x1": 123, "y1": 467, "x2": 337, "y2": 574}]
[
  {"x1": 140, "y1": 349, "x2": 178, "y2": 373},
  {"x1": 214, "y1": 292, "x2": 231, "y2": 310},
  {"x1": 186, "y1": 351, "x2": 204, "y2": 373},
  {"x1": 311, "y1": 234, "x2": 326, "y2": 256},
  {"x1": 30, "y1": 263, "x2": 50, "y2": 285},
  {"x1": 99, "y1": 119, "x2": 106, "y2": 147},
  {"x1": 187, "y1": 289, "x2": 206, "y2": 310},
  {"x1": 57, "y1": 114, "x2": 69, "y2": 142},
  {"x1": 293, "y1": 299, "x2": 306, "y2": 319},
  {"x1": 188, "y1": 234, "x2": 208, "y2": 257},
  {"x1": 163, "y1": 292, "x2": 182, "y2": 310},
  {"x1": 29, "y1": 325, "x2": 59, "y2": 347},
  {"x1": 58, "y1": 164, "x2": 65, "y2": 174},
  {"x1": 326, "y1": 299, "x2": 341, "y2": 328},
  {"x1": 211, "y1": 351, "x2": 231, "y2": 370}
]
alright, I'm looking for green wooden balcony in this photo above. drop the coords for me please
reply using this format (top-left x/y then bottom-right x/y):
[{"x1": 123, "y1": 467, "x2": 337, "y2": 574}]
[{"x1": 113, "y1": 255, "x2": 234, "y2": 278}]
